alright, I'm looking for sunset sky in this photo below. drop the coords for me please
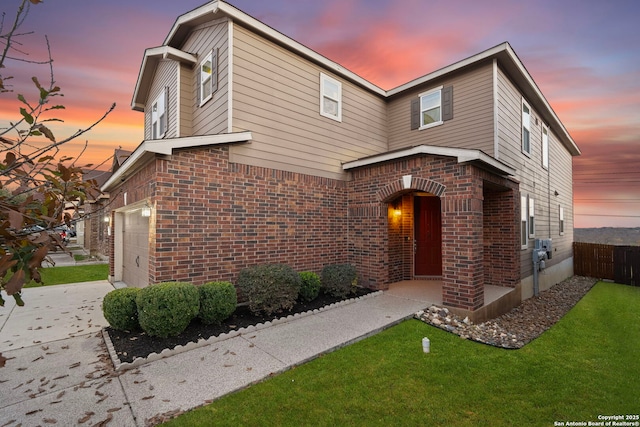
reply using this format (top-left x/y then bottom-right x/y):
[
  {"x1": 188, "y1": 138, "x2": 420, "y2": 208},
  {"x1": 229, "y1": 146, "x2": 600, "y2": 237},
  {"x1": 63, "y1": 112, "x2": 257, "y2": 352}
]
[{"x1": 1, "y1": 0, "x2": 638, "y2": 228}]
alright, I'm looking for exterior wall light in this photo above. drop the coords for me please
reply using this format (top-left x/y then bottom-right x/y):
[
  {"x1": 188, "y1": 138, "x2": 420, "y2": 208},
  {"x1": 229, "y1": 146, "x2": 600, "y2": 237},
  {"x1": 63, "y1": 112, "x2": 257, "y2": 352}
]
[
  {"x1": 104, "y1": 215, "x2": 110, "y2": 223},
  {"x1": 392, "y1": 199, "x2": 402, "y2": 217},
  {"x1": 141, "y1": 203, "x2": 152, "y2": 217}
]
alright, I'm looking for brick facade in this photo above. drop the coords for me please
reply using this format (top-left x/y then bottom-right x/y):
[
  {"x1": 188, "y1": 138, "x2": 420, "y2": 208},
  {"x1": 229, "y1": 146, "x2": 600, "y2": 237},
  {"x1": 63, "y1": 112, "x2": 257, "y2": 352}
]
[
  {"x1": 109, "y1": 147, "x2": 519, "y2": 311},
  {"x1": 111, "y1": 146, "x2": 347, "y2": 286},
  {"x1": 348, "y1": 154, "x2": 519, "y2": 310}
]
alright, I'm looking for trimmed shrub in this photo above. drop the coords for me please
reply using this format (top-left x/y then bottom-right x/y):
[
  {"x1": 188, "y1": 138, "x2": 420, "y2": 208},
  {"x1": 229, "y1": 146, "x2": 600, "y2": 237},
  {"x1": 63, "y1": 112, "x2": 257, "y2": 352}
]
[
  {"x1": 198, "y1": 281, "x2": 237, "y2": 325},
  {"x1": 136, "y1": 282, "x2": 200, "y2": 338},
  {"x1": 237, "y1": 264, "x2": 301, "y2": 316},
  {"x1": 299, "y1": 271, "x2": 321, "y2": 302},
  {"x1": 102, "y1": 287, "x2": 141, "y2": 331},
  {"x1": 321, "y1": 264, "x2": 358, "y2": 298}
]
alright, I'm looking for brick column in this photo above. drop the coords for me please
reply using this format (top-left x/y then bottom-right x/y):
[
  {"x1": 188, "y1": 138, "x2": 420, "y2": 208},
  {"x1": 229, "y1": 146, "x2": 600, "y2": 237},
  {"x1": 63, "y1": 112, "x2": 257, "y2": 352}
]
[{"x1": 441, "y1": 173, "x2": 484, "y2": 310}]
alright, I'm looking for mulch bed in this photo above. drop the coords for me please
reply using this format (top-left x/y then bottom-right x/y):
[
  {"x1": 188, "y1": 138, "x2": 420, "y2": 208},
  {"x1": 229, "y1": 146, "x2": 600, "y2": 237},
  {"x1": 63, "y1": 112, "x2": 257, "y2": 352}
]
[{"x1": 106, "y1": 289, "x2": 374, "y2": 364}]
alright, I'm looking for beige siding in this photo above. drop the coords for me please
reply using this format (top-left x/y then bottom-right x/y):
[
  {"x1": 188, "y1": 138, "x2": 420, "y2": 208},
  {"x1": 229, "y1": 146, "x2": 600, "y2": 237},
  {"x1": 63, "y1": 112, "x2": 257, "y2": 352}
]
[
  {"x1": 387, "y1": 63, "x2": 494, "y2": 155},
  {"x1": 179, "y1": 63, "x2": 193, "y2": 137},
  {"x1": 230, "y1": 24, "x2": 387, "y2": 180},
  {"x1": 145, "y1": 60, "x2": 179, "y2": 140},
  {"x1": 496, "y1": 66, "x2": 574, "y2": 278},
  {"x1": 180, "y1": 18, "x2": 229, "y2": 136}
]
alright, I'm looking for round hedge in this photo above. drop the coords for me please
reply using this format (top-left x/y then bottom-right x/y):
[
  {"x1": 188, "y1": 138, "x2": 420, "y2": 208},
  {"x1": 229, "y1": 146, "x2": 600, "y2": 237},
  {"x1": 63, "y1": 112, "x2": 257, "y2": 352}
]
[
  {"x1": 198, "y1": 281, "x2": 237, "y2": 325},
  {"x1": 238, "y1": 264, "x2": 301, "y2": 316},
  {"x1": 136, "y1": 282, "x2": 200, "y2": 338},
  {"x1": 299, "y1": 271, "x2": 321, "y2": 302},
  {"x1": 321, "y1": 264, "x2": 357, "y2": 298},
  {"x1": 102, "y1": 287, "x2": 141, "y2": 331}
]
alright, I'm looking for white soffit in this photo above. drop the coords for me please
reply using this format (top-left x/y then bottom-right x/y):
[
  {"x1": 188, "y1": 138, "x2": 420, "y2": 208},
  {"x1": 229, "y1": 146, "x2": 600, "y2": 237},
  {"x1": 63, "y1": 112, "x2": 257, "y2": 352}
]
[{"x1": 342, "y1": 145, "x2": 516, "y2": 176}]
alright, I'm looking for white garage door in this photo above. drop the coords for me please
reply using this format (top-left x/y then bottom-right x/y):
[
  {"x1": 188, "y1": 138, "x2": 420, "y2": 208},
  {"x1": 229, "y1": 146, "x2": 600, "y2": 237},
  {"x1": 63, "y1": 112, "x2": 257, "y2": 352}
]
[{"x1": 122, "y1": 210, "x2": 149, "y2": 288}]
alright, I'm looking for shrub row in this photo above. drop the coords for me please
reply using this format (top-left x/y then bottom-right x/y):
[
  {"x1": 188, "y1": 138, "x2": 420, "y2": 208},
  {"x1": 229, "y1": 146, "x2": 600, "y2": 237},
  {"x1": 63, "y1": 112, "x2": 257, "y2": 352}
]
[
  {"x1": 103, "y1": 281, "x2": 237, "y2": 338},
  {"x1": 103, "y1": 264, "x2": 358, "y2": 337},
  {"x1": 237, "y1": 263, "x2": 356, "y2": 315}
]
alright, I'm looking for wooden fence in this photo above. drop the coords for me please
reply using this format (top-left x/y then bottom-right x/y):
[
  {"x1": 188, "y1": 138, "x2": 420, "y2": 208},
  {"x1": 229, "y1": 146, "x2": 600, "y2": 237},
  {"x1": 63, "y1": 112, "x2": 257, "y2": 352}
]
[{"x1": 573, "y1": 242, "x2": 639, "y2": 286}]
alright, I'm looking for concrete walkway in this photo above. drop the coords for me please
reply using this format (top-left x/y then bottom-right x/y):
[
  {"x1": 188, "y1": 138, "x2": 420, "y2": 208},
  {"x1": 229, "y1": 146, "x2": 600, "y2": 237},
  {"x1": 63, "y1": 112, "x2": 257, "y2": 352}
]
[{"x1": 0, "y1": 281, "x2": 430, "y2": 426}]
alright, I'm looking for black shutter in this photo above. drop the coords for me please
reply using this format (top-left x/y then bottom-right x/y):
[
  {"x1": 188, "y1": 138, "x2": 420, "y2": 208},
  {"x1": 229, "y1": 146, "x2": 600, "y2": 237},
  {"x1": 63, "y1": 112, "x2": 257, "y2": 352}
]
[
  {"x1": 211, "y1": 48, "x2": 218, "y2": 95},
  {"x1": 196, "y1": 62, "x2": 201, "y2": 105},
  {"x1": 410, "y1": 98, "x2": 420, "y2": 130},
  {"x1": 442, "y1": 85, "x2": 453, "y2": 121}
]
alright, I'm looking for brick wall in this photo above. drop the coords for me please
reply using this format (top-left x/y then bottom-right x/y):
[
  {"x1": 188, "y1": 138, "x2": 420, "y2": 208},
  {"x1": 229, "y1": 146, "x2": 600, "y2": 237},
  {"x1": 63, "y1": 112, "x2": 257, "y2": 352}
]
[
  {"x1": 109, "y1": 147, "x2": 520, "y2": 311},
  {"x1": 349, "y1": 155, "x2": 519, "y2": 310},
  {"x1": 483, "y1": 185, "x2": 520, "y2": 288},
  {"x1": 112, "y1": 146, "x2": 348, "y2": 286}
]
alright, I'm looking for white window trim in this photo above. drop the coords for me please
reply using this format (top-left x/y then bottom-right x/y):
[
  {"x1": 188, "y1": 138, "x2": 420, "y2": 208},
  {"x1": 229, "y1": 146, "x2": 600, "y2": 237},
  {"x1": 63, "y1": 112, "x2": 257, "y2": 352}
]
[
  {"x1": 199, "y1": 50, "x2": 214, "y2": 106},
  {"x1": 521, "y1": 195, "x2": 528, "y2": 249},
  {"x1": 419, "y1": 85, "x2": 443, "y2": 130},
  {"x1": 559, "y1": 205, "x2": 564, "y2": 236},
  {"x1": 542, "y1": 124, "x2": 549, "y2": 170},
  {"x1": 522, "y1": 98, "x2": 531, "y2": 157},
  {"x1": 528, "y1": 197, "x2": 535, "y2": 238},
  {"x1": 320, "y1": 73, "x2": 342, "y2": 122},
  {"x1": 151, "y1": 90, "x2": 166, "y2": 140}
]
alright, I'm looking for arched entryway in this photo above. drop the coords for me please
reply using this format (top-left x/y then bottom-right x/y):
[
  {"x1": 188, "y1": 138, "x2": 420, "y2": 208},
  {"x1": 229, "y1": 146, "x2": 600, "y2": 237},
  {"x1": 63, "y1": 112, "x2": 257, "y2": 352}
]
[{"x1": 381, "y1": 176, "x2": 446, "y2": 283}]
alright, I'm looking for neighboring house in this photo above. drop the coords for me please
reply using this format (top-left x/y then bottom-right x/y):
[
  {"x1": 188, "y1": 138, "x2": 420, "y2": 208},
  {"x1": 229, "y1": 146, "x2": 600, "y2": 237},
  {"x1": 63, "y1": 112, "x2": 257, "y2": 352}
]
[
  {"x1": 102, "y1": 0, "x2": 580, "y2": 317},
  {"x1": 81, "y1": 149, "x2": 132, "y2": 258}
]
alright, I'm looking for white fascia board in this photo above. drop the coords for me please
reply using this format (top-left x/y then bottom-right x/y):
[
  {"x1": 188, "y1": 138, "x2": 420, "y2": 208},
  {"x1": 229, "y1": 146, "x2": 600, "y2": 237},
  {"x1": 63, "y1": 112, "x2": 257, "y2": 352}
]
[
  {"x1": 162, "y1": 46, "x2": 197, "y2": 64},
  {"x1": 342, "y1": 145, "x2": 515, "y2": 176},
  {"x1": 145, "y1": 132, "x2": 253, "y2": 155},
  {"x1": 163, "y1": 2, "x2": 220, "y2": 45},
  {"x1": 217, "y1": 2, "x2": 385, "y2": 96},
  {"x1": 131, "y1": 46, "x2": 197, "y2": 111},
  {"x1": 101, "y1": 132, "x2": 252, "y2": 192},
  {"x1": 387, "y1": 43, "x2": 509, "y2": 96},
  {"x1": 165, "y1": 1, "x2": 385, "y2": 96},
  {"x1": 502, "y1": 44, "x2": 580, "y2": 156}
]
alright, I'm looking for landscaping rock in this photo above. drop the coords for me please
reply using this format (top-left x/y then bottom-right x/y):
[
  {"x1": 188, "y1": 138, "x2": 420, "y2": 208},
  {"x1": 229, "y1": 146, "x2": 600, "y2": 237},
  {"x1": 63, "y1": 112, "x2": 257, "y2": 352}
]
[{"x1": 415, "y1": 276, "x2": 598, "y2": 348}]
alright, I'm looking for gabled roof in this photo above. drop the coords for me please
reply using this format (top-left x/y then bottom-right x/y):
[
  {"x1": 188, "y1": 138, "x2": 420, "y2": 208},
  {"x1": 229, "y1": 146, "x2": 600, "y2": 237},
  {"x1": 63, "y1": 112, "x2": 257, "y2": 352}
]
[
  {"x1": 131, "y1": 1, "x2": 579, "y2": 156},
  {"x1": 112, "y1": 148, "x2": 132, "y2": 173},
  {"x1": 387, "y1": 42, "x2": 579, "y2": 156},
  {"x1": 131, "y1": 46, "x2": 197, "y2": 111}
]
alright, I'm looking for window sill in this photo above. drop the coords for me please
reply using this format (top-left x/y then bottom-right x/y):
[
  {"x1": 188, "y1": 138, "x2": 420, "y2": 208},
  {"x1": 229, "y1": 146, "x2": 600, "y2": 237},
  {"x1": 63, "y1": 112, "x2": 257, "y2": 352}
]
[
  {"x1": 320, "y1": 112, "x2": 342, "y2": 122},
  {"x1": 419, "y1": 121, "x2": 443, "y2": 131}
]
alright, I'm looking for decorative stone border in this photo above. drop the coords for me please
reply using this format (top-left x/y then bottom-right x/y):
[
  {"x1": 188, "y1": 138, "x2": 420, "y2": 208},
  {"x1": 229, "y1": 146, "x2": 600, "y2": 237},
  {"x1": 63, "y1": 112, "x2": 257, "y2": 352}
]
[{"x1": 103, "y1": 290, "x2": 383, "y2": 372}]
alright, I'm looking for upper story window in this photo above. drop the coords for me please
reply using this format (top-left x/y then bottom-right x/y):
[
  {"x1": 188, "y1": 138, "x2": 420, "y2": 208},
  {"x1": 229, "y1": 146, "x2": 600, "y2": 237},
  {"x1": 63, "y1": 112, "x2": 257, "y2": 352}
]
[
  {"x1": 151, "y1": 89, "x2": 167, "y2": 139},
  {"x1": 410, "y1": 86, "x2": 453, "y2": 131},
  {"x1": 522, "y1": 99, "x2": 531, "y2": 155},
  {"x1": 199, "y1": 48, "x2": 218, "y2": 106},
  {"x1": 419, "y1": 86, "x2": 443, "y2": 129},
  {"x1": 320, "y1": 73, "x2": 342, "y2": 122},
  {"x1": 542, "y1": 124, "x2": 549, "y2": 169}
]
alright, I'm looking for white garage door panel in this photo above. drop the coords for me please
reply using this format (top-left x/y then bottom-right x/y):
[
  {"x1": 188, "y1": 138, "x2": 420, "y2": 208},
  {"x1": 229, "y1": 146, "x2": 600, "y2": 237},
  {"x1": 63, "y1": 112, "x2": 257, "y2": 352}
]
[{"x1": 122, "y1": 211, "x2": 149, "y2": 288}]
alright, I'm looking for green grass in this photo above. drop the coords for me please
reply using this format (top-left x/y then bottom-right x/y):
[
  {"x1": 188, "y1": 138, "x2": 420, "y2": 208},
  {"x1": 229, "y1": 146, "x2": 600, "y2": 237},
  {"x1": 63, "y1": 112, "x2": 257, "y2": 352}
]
[
  {"x1": 23, "y1": 264, "x2": 108, "y2": 287},
  {"x1": 164, "y1": 282, "x2": 640, "y2": 427}
]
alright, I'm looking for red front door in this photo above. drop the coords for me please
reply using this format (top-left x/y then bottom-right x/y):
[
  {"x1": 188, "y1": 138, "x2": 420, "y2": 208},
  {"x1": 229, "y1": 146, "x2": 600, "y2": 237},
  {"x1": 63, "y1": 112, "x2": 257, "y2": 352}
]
[{"x1": 414, "y1": 196, "x2": 442, "y2": 276}]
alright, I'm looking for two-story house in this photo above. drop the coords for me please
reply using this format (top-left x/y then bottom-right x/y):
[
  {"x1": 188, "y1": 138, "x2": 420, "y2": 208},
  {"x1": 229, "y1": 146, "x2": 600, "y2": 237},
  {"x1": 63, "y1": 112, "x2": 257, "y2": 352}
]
[{"x1": 102, "y1": 0, "x2": 580, "y2": 319}]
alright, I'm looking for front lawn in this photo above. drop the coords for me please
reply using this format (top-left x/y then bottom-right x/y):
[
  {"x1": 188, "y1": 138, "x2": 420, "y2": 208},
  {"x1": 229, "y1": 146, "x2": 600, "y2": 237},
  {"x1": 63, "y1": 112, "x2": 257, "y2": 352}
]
[
  {"x1": 165, "y1": 282, "x2": 640, "y2": 426},
  {"x1": 23, "y1": 264, "x2": 109, "y2": 287}
]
